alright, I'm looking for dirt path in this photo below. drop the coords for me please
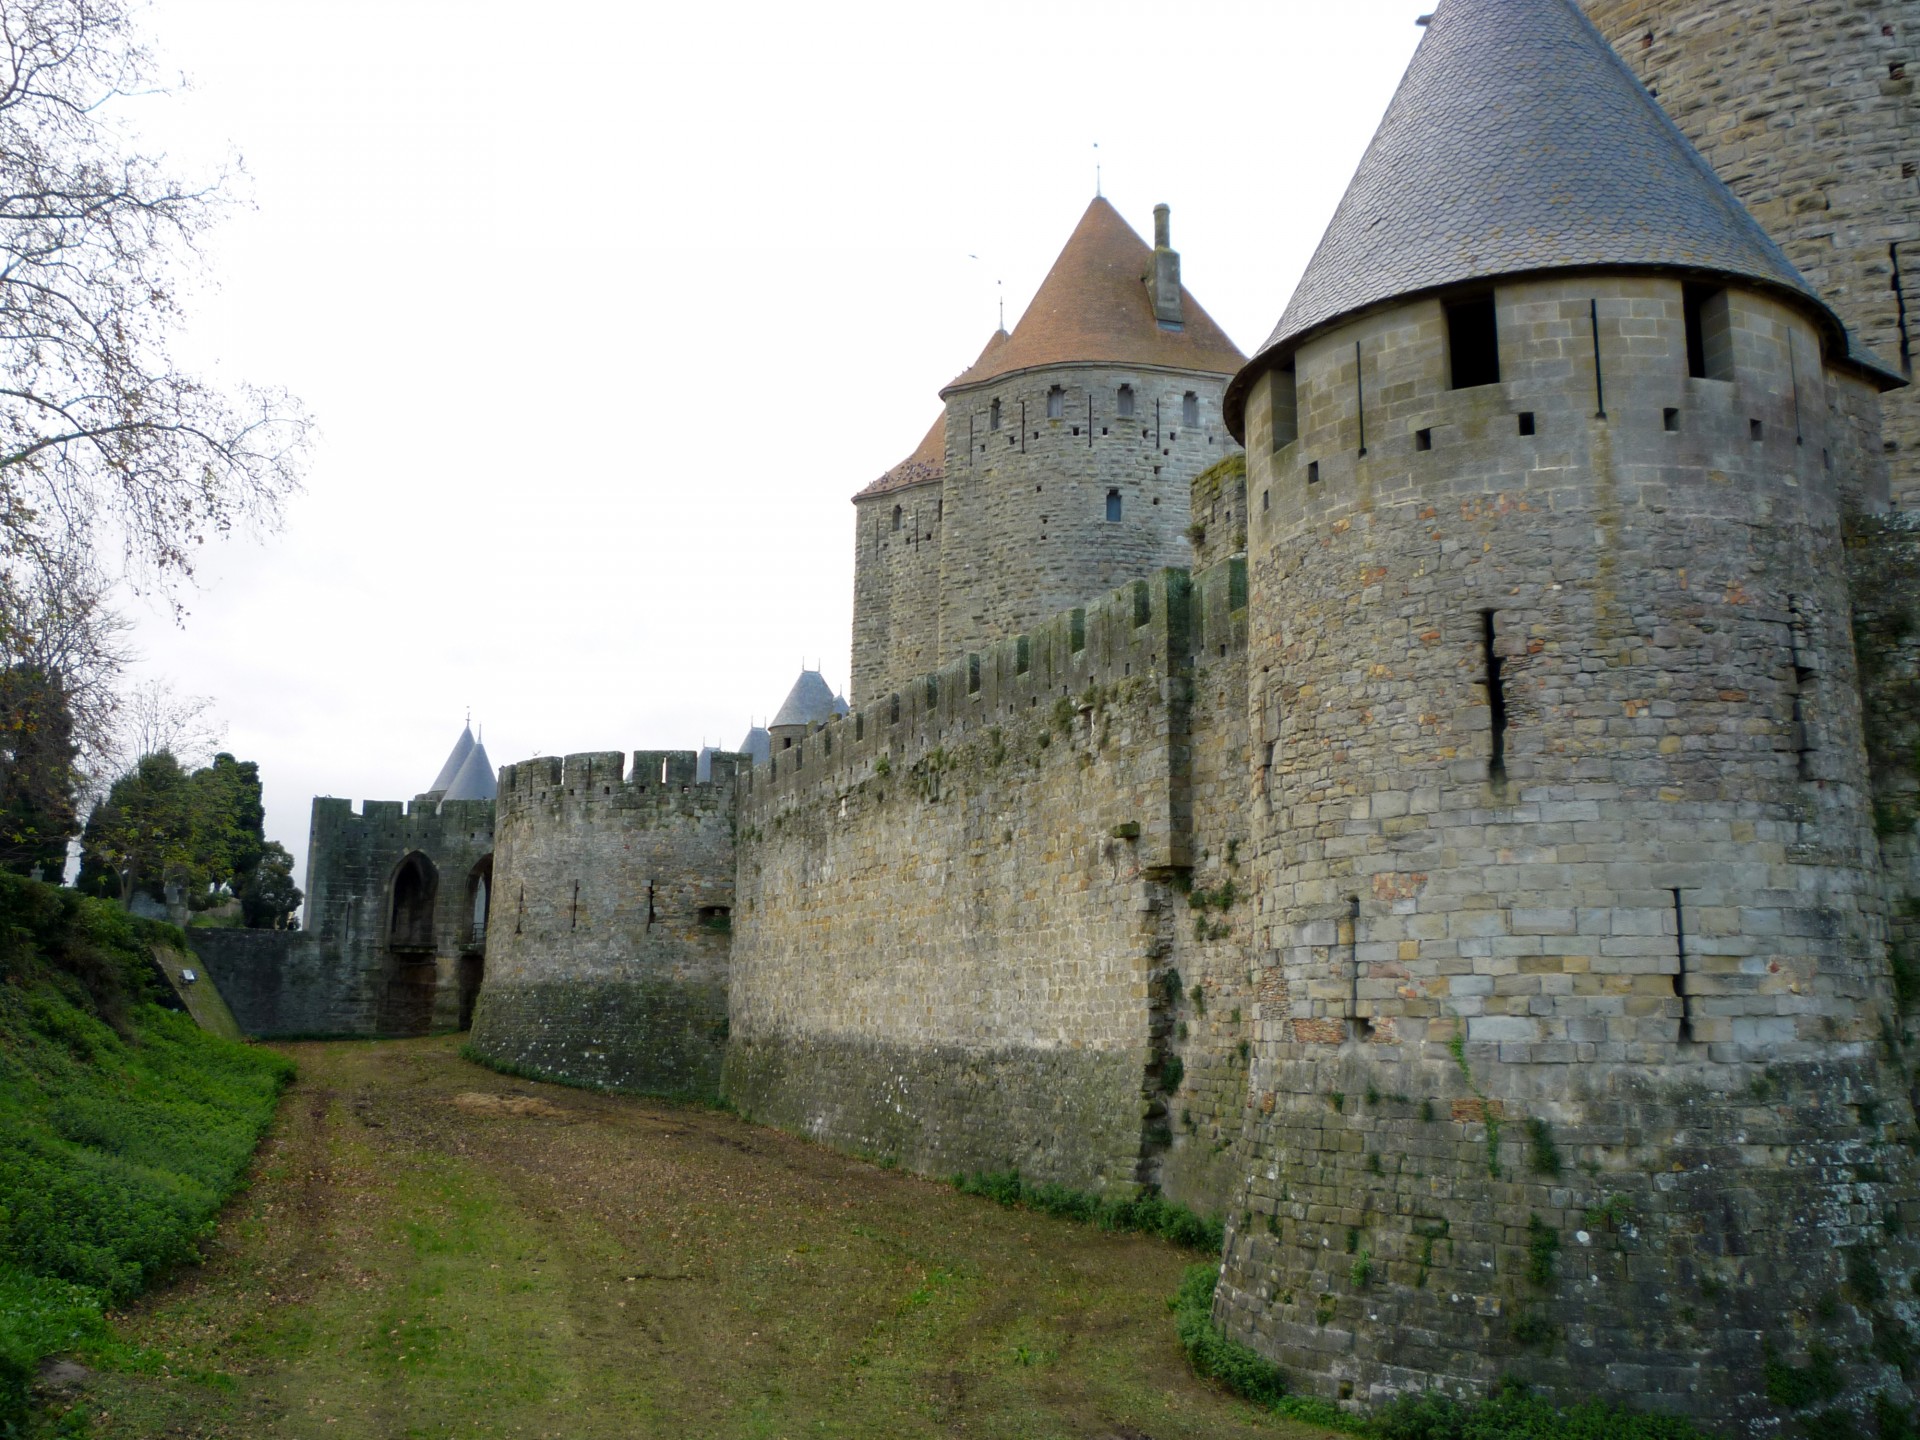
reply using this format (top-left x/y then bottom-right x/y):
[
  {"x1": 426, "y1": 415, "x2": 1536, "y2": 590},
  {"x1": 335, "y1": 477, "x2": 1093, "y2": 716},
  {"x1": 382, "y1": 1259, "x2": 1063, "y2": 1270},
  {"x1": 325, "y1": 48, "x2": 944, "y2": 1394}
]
[{"x1": 61, "y1": 1036, "x2": 1334, "y2": 1440}]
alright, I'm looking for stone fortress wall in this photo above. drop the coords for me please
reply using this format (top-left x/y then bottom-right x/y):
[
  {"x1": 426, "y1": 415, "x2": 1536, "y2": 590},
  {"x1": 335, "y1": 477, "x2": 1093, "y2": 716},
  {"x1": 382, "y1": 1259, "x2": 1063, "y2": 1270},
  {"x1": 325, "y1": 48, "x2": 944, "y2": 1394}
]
[
  {"x1": 726, "y1": 558, "x2": 1253, "y2": 1213},
  {"x1": 1583, "y1": 0, "x2": 1920, "y2": 509},
  {"x1": 465, "y1": 750, "x2": 737, "y2": 1098},
  {"x1": 1216, "y1": 259, "x2": 1918, "y2": 1417},
  {"x1": 193, "y1": 796, "x2": 495, "y2": 1038}
]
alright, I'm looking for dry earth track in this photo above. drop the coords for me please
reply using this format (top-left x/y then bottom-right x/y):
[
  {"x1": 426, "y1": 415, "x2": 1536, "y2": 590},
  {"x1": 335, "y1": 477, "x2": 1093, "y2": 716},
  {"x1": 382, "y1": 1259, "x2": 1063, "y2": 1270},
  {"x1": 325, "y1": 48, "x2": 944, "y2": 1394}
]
[{"x1": 53, "y1": 1035, "x2": 1334, "y2": 1440}]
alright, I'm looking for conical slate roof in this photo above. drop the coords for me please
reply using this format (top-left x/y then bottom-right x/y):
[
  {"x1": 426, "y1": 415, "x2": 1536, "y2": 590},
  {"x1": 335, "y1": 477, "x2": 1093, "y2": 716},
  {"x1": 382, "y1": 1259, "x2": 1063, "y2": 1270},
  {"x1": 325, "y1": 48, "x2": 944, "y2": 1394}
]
[
  {"x1": 853, "y1": 413, "x2": 945, "y2": 502},
  {"x1": 1226, "y1": 0, "x2": 1897, "y2": 435},
  {"x1": 943, "y1": 199, "x2": 1244, "y2": 394},
  {"x1": 428, "y1": 725, "x2": 475, "y2": 796},
  {"x1": 769, "y1": 670, "x2": 840, "y2": 730},
  {"x1": 738, "y1": 726, "x2": 771, "y2": 766},
  {"x1": 440, "y1": 738, "x2": 495, "y2": 802}
]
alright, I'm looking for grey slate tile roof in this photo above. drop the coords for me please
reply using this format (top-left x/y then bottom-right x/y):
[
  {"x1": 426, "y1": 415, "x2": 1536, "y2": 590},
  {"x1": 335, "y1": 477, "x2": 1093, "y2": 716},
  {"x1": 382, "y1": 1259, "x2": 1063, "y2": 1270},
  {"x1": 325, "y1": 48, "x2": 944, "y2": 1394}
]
[
  {"x1": 440, "y1": 739, "x2": 496, "y2": 802},
  {"x1": 770, "y1": 670, "x2": 840, "y2": 730},
  {"x1": 738, "y1": 727, "x2": 771, "y2": 766},
  {"x1": 1227, "y1": 0, "x2": 1899, "y2": 435},
  {"x1": 427, "y1": 724, "x2": 474, "y2": 797}
]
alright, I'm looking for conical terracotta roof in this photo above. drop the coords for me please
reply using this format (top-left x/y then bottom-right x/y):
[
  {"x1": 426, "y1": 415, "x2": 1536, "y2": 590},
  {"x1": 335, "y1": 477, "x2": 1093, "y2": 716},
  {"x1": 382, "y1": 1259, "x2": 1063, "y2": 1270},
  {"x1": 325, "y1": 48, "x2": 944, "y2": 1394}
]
[
  {"x1": 943, "y1": 199, "x2": 1244, "y2": 394},
  {"x1": 853, "y1": 413, "x2": 945, "y2": 502},
  {"x1": 1226, "y1": 0, "x2": 1900, "y2": 436},
  {"x1": 428, "y1": 724, "x2": 474, "y2": 796}
]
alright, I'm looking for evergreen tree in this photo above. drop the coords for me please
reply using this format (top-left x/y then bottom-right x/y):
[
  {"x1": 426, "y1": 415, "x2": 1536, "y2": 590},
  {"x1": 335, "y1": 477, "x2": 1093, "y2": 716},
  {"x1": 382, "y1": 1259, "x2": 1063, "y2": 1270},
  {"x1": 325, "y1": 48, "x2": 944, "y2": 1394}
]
[{"x1": 0, "y1": 666, "x2": 78, "y2": 877}]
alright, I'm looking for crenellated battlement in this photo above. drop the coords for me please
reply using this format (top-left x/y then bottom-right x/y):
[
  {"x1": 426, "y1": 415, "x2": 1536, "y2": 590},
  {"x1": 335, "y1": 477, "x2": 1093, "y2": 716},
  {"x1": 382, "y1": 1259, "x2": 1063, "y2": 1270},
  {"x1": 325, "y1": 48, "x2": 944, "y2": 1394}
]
[
  {"x1": 497, "y1": 749, "x2": 744, "y2": 820},
  {"x1": 743, "y1": 557, "x2": 1246, "y2": 825}
]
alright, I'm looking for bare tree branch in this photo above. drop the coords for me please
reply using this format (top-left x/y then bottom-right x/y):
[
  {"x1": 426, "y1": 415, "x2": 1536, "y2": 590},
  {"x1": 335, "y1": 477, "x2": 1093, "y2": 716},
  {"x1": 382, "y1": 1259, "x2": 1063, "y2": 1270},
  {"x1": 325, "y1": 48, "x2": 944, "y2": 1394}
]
[{"x1": 0, "y1": 0, "x2": 309, "y2": 601}]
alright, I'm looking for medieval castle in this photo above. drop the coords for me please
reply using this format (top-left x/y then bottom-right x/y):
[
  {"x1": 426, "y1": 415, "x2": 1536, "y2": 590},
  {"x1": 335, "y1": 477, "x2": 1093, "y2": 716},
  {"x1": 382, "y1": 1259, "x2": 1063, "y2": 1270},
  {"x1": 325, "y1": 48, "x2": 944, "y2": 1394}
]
[{"x1": 190, "y1": 0, "x2": 1920, "y2": 1425}]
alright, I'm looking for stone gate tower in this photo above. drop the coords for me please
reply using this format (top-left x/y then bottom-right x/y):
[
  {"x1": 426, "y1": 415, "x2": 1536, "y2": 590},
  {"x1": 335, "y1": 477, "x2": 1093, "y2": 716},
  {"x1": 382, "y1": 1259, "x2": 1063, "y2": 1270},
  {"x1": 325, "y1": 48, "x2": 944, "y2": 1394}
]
[
  {"x1": 1583, "y1": 0, "x2": 1920, "y2": 510},
  {"x1": 1217, "y1": 0, "x2": 1918, "y2": 1422}
]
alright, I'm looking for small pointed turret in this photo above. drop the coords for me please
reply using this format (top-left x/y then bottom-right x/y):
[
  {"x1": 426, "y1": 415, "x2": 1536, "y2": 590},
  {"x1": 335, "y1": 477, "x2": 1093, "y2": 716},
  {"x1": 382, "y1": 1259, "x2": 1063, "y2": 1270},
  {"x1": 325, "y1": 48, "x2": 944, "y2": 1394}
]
[
  {"x1": 440, "y1": 737, "x2": 495, "y2": 803},
  {"x1": 427, "y1": 724, "x2": 475, "y2": 799}
]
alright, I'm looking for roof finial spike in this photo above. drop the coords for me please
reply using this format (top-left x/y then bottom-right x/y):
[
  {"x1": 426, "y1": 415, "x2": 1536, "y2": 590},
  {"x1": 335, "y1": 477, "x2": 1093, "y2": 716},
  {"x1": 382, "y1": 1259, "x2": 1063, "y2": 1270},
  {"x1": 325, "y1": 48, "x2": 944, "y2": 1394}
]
[
  {"x1": 1094, "y1": 140, "x2": 1101, "y2": 198},
  {"x1": 998, "y1": 279, "x2": 1004, "y2": 333}
]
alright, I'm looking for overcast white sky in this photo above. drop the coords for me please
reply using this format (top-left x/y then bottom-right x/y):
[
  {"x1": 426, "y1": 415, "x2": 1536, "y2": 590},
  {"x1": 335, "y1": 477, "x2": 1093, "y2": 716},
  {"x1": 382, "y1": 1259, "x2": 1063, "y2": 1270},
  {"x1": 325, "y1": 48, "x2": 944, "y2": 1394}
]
[{"x1": 116, "y1": 0, "x2": 1430, "y2": 883}]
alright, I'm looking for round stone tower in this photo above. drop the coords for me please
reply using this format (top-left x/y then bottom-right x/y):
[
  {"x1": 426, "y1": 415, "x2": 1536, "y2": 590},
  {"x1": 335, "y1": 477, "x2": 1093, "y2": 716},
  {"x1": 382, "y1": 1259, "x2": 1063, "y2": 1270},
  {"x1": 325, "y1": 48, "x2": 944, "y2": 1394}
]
[
  {"x1": 932, "y1": 199, "x2": 1245, "y2": 669},
  {"x1": 1218, "y1": 0, "x2": 1918, "y2": 1423},
  {"x1": 1583, "y1": 0, "x2": 1920, "y2": 511}
]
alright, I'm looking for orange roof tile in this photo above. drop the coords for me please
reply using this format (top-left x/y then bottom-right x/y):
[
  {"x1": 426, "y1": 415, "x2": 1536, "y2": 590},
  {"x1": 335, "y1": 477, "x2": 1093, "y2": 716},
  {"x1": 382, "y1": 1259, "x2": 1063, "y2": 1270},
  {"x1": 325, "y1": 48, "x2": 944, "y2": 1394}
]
[
  {"x1": 942, "y1": 198, "x2": 1245, "y2": 394},
  {"x1": 853, "y1": 413, "x2": 945, "y2": 501}
]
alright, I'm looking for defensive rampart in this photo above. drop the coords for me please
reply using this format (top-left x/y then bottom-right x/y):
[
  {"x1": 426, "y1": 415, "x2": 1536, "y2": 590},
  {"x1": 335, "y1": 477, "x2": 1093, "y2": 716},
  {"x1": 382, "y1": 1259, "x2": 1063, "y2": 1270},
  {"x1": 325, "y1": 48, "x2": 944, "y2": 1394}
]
[
  {"x1": 727, "y1": 558, "x2": 1253, "y2": 1211},
  {"x1": 467, "y1": 750, "x2": 737, "y2": 1099}
]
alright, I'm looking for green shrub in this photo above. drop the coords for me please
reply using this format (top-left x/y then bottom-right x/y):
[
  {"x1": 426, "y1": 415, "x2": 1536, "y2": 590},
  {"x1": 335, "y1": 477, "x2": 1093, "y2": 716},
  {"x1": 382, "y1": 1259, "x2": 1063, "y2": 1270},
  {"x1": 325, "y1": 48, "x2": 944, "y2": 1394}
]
[
  {"x1": 950, "y1": 1170, "x2": 1224, "y2": 1252},
  {"x1": 1172, "y1": 1264, "x2": 1286, "y2": 1407},
  {"x1": 0, "y1": 875, "x2": 292, "y2": 1424}
]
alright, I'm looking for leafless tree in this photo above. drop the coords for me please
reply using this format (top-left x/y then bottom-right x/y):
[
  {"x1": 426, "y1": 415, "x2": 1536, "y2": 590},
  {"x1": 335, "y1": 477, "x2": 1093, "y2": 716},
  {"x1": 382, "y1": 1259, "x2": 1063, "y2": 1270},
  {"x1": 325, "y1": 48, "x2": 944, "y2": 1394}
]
[
  {"x1": 116, "y1": 673, "x2": 221, "y2": 771},
  {"x1": 0, "y1": 0, "x2": 309, "y2": 600}
]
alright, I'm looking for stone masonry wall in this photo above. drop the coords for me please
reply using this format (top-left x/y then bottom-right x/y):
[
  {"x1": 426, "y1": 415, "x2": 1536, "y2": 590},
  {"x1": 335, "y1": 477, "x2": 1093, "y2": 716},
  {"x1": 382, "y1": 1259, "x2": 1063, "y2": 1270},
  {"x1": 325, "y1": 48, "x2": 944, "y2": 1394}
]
[
  {"x1": 203, "y1": 795, "x2": 495, "y2": 1038},
  {"x1": 1157, "y1": 556, "x2": 1256, "y2": 1212},
  {"x1": 851, "y1": 479, "x2": 944, "y2": 708},
  {"x1": 1586, "y1": 0, "x2": 1920, "y2": 509},
  {"x1": 937, "y1": 364, "x2": 1239, "y2": 674},
  {"x1": 729, "y1": 561, "x2": 1251, "y2": 1210},
  {"x1": 467, "y1": 750, "x2": 736, "y2": 1099},
  {"x1": 1221, "y1": 272, "x2": 1920, "y2": 1424}
]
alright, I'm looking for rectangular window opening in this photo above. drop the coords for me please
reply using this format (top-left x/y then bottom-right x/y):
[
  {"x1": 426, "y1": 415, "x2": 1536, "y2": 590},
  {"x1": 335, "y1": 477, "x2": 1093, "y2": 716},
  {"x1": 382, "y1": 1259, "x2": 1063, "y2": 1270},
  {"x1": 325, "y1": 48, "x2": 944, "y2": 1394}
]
[
  {"x1": 1307, "y1": 460, "x2": 1320, "y2": 485},
  {"x1": 1516, "y1": 411, "x2": 1535, "y2": 436},
  {"x1": 1415, "y1": 427, "x2": 1432, "y2": 451},
  {"x1": 1262, "y1": 489, "x2": 1270, "y2": 511},
  {"x1": 1684, "y1": 283, "x2": 1734, "y2": 380},
  {"x1": 1446, "y1": 293, "x2": 1500, "y2": 389},
  {"x1": 1481, "y1": 609, "x2": 1507, "y2": 784},
  {"x1": 1270, "y1": 366, "x2": 1298, "y2": 451},
  {"x1": 1663, "y1": 407, "x2": 1680, "y2": 432},
  {"x1": 1750, "y1": 417, "x2": 1765, "y2": 442}
]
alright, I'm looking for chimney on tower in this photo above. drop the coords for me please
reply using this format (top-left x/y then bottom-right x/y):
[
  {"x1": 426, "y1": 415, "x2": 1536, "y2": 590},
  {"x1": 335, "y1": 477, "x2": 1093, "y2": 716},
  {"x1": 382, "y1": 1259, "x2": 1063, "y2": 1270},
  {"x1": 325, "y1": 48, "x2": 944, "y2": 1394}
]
[{"x1": 1151, "y1": 203, "x2": 1183, "y2": 330}]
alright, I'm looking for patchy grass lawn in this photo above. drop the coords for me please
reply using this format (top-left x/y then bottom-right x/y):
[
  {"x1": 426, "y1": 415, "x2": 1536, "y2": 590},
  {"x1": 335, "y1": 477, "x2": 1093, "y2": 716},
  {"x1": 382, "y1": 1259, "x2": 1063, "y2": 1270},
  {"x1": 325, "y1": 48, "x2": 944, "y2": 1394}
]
[{"x1": 48, "y1": 1035, "x2": 1338, "y2": 1440}]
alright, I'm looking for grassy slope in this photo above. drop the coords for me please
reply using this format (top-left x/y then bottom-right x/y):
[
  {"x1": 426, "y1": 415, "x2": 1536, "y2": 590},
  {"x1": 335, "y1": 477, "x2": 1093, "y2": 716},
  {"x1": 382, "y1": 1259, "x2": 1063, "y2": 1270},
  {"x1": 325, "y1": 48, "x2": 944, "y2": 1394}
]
[{"x1": 0, "y1": 873, "x2": 292, "y2": 1430}]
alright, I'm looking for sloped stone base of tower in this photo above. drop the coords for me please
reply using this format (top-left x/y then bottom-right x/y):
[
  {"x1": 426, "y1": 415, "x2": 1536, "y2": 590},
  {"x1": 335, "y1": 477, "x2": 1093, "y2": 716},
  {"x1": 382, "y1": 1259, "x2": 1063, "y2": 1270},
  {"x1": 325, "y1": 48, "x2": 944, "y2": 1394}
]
[
  {"x1": 467, "y1": 979, "x2": 729, "y2": 1100},
  {"x1": 723, "y1": 1033, "x2": 1151, "y2": 1187},
  {"x1": 1214, "y1": 1048, "x2": 1920, "y2": 1423}
]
